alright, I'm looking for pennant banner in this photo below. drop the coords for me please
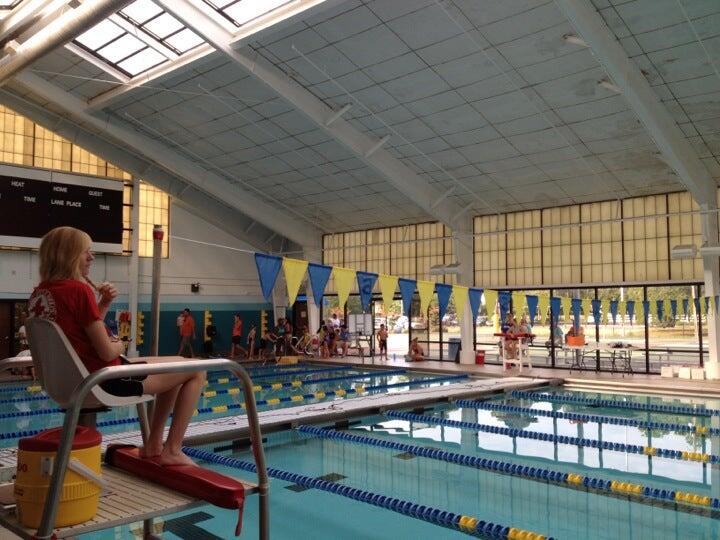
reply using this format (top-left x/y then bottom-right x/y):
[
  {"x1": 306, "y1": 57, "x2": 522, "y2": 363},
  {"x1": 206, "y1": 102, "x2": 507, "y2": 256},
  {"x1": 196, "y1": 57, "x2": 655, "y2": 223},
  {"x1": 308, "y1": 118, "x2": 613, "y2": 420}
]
[
  {"x1": 356, "y1": 271, "x2": 378, "y2": 312},
  {"x1": 483, "y1": 290, "x2": 498, "y2": 318},
  {"x1": 512, "y1": 292, "x2": 525, "y2": 315},
  {"x1": 581, "y1": 298, "x2": 592, "y2": 322},
  {"x1": 682, "y1": 298, "x2": 689, "y2": 318},
  {"x1": 664, "y1": 299, "x2": 671, "y2": 321},
  {"x1": 694, "y1": 297, "x2": 701, "y2": 317},
  {"x1": 468, "y1": 288, "x2": 483, "y2": 322},
  {"x1": 526, "y1": 295, "x2": 539, "y2": 325},
  {"x1": 609, "y1": 300, "x2": 618, "y2": 324},
  {"x1": 571, "y1": 298, "x2": 582, "y2": 329},
  {"x1": 550, "y1": 297, "x2": 561, "y2": 323},
  {"x1": 417, "y1": 280, "x2": 436, "y2": 315},
  {"x1": 591, "y1": 299, "x2": 601, "y2": 326},
  {"x1": 398, "y1": 278, "x2": 416, "y2": 317},
  {"x1": 436, "y1": 283, "x2": 453, "y2": 321},
  {"x1": 641, "y1": 300, "x2": 650, "y2": 323},
  {"x1": 453, "y1": 285, "x2": 469, "y2": 321},
  {"x1": 620, "y1": 300, "x2": 628, "y2": 320},
  {"x1": 282, "y1": 258, "x2": 308, "y2": 307},
  {"x1": 307, "y1": 263, "x2": 332, "y2": 308},
  {"x1": 499, "y1": 291, "x2": 511, "y2": 321},
  {"x1": 333, "y1": 267, "x2": 356, "y2": 309},
  {"x1": 378, "y1": 274, "x2": 398, "y2": 311},
  {"x1": 254, "y1": 253, "x2": 282, "y2": 301},
  {"x1": 656, "y1": 299, "x2": 664, "y2": 322},
  {"x1": 626, "y1": 300, "x2": 635, "y2": 322},
  {"x1": 561, "y1": 297, "x2": 571, "y2": 321},
  {"x1": 601, "y1": 298, "x2": 610, "y2": 325},
  {"x1": 538, "y1": 295, "x2": 549, "y2": 325},
  {"x1": 670, "y1": 299, "x2": 678, "y2": 320},
  {"x1": 704, "y1": 297, "x2": 710, "y2": 315},
  {"x1": 648, "y1": 299, "x2": 657, "y2": 322}
]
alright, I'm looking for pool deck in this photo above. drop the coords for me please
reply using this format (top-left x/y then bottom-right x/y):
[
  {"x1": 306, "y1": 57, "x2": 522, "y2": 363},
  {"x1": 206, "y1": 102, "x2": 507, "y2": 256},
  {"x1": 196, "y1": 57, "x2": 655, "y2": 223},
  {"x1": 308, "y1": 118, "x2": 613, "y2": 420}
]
[{"x1": 308, "y1": 355, "x2": 720, "y2": 398}]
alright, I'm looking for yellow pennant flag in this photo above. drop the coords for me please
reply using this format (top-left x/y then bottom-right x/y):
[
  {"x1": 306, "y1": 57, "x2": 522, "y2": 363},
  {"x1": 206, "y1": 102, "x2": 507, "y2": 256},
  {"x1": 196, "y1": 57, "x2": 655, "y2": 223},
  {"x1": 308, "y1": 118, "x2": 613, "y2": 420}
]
[
  {"x1": 483, "y1": 290, "x2": 498, "y2": 317},
  {"x1": 664, "y1": 299, "x2": 672, "y2": 320},
  {"x1": 561, "y1": 297, "x2": 571, "y2": 321},
  {"x1": 512, "y1": 292, "x2": 525, "y2": 316},
  {"x1": 282, "y1": 258, "x2": 308, "y2": 307},
  {"x1": 638, "y1": 301, "x2": 645, "y2": 323},
  {"x1": 581, "y1": 299, "x2": 591, "y2": 323},
  {"x1": 537, "y1": 294, "x2": 550, "y2": 325},
  {"x1": 601, "y1": 299, "x2": 610, "y2": 324},
  {"x1": 332, "y1": 267, "x2": 356, "y2": 309},
  {"x1": 453, "y1": 285, "x2": 469, "y2": 321},
  {"x1": 416, "y1": 280, "x2": 435, "y2": 315},
  {"x1": 701, "y1": 297, "x2": 708, "y2": 316},
  {"x1": 378, "y1": 274, "x2": 398, "y2": 311},
  {"x1": 649, "y1": 300, "x2": 658, "y2": 321},
  {"x1": 618, "y1": 300, "x2": 626, "y2": 318}
]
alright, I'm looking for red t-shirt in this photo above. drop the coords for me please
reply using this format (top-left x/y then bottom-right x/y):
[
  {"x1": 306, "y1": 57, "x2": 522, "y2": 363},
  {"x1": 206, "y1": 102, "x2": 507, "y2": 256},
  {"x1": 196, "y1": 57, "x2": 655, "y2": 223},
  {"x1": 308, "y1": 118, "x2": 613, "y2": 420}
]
[
  {"x1": 232, "y1": 320, "x2": 242, "y2": 337},
  {"x1": 28, "y1": 279, "x2": 119, "y2": 373},
  {"x1": 180, "y1": 315, "x2": 195, "y2": 337}
]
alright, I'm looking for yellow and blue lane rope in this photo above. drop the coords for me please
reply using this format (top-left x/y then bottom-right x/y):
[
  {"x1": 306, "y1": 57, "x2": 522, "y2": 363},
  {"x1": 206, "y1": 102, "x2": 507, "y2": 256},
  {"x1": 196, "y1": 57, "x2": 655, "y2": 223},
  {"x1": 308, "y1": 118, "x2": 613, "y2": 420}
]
[
  {"x1": 183, "y1": 446, "x2": 554, "y2": 540},
  {"x1": 455, "y1": 399, "x2": 720, "y2": 436},
  {"x1": 297, "y1": 425, "x2": 720, "y2": 510},
  {"x1": 202, "y1": 368, "x2": 407, "y2": 397},
  {"x1": 384, "y1": 410, "x2": 720, "y2": 464},
  {"x1": 510, "y1": 390, "x2": 719, "y2": 417},
  {"x1": 207, "y1": 365, "x2": 355, "y2": 384}
]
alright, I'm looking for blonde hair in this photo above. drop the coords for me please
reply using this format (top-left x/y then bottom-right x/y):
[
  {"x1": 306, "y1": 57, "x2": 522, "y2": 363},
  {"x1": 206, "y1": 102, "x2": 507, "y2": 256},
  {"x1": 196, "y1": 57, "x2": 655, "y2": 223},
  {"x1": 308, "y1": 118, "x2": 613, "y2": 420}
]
[{"x1": 38, "y1": 227, "x2": 91, "y2": 282}]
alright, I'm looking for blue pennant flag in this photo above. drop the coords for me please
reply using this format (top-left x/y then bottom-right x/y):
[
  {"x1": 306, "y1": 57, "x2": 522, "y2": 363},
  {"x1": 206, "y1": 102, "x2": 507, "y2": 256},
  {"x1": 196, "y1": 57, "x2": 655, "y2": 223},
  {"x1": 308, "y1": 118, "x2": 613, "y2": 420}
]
[
  {"x1": 642, "y1": 300, "x2": 650, "y2": 322},
  {"x1": 670, "y1": 299, "x2": 677, "y2": 319},
  {"x1": 435, "y1": 283, "x2": 453, "y2": 320},
  {"x1": 682, "y1": 298, "x2": 689, "y2": 318},
  {"x1": 498, "y1": 291, "x2": 511, "y2": 321},
  {"x1": 571, "y1": 298, "x2": 582, "y2": 329},
  {"x1": 656, "y1": 300, "x2": 664, "y2": 322},
  {"x1": 550, "y1": 297, "x2": 561, "y2": 323},
  {"x1": 307, "y1": 263, "x2": 332, "y2": 308},
  {"x1": 468, "y1": 288, "x2": 483, "y2": 321},
  {"x1": 609, "y1": 300, "x2": 618, "y2": 324},
  {"x1": 356, "y1": 271, "x2": 378, "y2": 312},
  {"x1": 526, "y1": 295, "x2": 538, "y2": 324},
  {"x1": 254, "y1": 253, "x2": 282, "y2": 301},
  {"x1": 694, "y1": 297, "x2": 701, "y2": 317},
  {"x1": 398, "y1": 278, "x2": 416, "y2": 316},
  {"x1": 626, "y1": 300, "x2": 635, "y2": 322},
  {"x1": 591, "y1": 299, "x2": 601, "y2": 326}
]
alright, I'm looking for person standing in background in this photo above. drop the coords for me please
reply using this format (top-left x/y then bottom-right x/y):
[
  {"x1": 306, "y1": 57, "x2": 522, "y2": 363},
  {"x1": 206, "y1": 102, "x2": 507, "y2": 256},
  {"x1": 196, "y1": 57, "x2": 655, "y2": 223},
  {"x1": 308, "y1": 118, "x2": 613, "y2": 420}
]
[
  {"x1": 246, "y1": 324, "x2": 256, "y2": 360},
  {"x1": 230, "y1": 313, "x2": 247, "y2": 359},
  {"x1": 178, "y1": 308, "x2": 196, "y2": 358}
]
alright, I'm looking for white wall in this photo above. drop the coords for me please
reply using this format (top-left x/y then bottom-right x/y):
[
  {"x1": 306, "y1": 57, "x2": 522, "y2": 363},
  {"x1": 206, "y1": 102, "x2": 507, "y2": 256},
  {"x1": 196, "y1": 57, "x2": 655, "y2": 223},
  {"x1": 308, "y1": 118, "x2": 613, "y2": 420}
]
[{"x1": 0, "y1": 203, "x2": 264, "y2": 304}]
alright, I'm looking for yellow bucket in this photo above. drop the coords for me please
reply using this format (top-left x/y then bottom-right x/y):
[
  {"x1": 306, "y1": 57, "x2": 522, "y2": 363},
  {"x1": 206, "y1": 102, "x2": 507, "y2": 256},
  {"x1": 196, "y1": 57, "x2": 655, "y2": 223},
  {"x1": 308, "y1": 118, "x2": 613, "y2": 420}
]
[{"x1": 15, "y1": 426, "x2": 102, "y2": 528}]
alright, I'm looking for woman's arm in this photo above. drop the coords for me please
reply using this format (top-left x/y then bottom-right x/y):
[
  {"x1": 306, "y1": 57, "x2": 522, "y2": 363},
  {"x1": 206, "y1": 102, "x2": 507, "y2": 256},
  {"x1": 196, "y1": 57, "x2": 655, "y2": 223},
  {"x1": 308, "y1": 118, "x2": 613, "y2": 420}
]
[
  {"x1": 85, "y1": 320, "x2": 124, "y2": 362},
  {"x1": 96, "y1": 282, "x2": 118, "y2": 319}
]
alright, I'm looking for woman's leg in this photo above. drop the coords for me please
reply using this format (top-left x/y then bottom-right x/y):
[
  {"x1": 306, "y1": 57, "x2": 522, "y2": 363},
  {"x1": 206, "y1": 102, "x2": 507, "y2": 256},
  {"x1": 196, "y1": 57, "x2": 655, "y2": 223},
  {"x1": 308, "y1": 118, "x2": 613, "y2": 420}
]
[{"x1": 140, "y1": 356, "x2": 206, "y2": 465}]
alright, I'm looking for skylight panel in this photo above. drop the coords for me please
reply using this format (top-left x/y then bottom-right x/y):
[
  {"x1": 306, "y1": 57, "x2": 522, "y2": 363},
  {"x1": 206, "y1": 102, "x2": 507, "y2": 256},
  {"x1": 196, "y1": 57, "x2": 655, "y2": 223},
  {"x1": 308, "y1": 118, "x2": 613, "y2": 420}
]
[
  {"x1": 119, "y1": 0, "x2": 162, "y2": 24},
  {"x1": 75, "y1": 19, "x2": 124, "y2": 50},
  {"x1": 164, "y1": 28, "x2": 206, "y2": 54},
  {"x1": 204, "y1": 0, "x2": 294, "y2": 27},
  {"x1": 143, "y1": 12, "x2": 183, "y2": 39},
  {"x1": 117, "y1": 47, "x2": 166, "y2": 76},
  {"x1": 0, "y1": 0, "x2": 22, "y2": 9},
  {"x1": 97, "y1": 33, "x2": 145, "y2": 63}
]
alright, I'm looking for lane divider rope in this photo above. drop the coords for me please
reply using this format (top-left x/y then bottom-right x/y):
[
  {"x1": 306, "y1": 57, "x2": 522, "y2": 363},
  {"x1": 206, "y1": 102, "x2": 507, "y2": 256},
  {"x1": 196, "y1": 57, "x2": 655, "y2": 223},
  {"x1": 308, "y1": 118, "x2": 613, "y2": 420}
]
[
  {"x1": 297, "y1": 425, "x2": 719, "y2": 510},
  {"x1": 207, "y1": 365, "x2": 356, "y2": 384},
  {"x1": 455, "y1": 399, "x2": 718, "y2": 436},
  {"x1": 384, "y1": 411, "x2": 720, "y2": 464},
  {"x1": 182, "y1": 446, "x2": 554, "y2": 540},
  {"x1": 510, "y1": 390, "x2": 719, "y2": 417}
]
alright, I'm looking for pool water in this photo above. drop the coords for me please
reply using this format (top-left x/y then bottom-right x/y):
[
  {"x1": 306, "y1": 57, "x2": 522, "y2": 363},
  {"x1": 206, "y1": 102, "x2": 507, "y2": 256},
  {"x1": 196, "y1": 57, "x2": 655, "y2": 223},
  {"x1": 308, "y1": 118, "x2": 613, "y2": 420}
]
[
  {"x1": 81, "y1": 386, "x2": 720, "y2": 539},
  {"x1": 0, "y1": 364, "x2": 460, "y2": 447}
]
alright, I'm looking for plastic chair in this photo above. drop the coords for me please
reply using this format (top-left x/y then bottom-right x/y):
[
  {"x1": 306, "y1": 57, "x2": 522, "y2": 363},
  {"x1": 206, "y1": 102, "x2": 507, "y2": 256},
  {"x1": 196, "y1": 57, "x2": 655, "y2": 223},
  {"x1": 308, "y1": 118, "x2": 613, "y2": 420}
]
[{"x1": 26, "y1": 318, "x2": 153, "y2": 411}]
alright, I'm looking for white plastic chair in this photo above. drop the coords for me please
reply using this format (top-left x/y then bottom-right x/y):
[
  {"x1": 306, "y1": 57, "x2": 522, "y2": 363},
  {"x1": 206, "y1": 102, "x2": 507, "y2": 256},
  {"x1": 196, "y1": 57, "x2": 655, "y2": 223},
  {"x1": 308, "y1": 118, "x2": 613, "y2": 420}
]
[{"x1": 25, "y1": 318, "x2": 153, "y2": 411}]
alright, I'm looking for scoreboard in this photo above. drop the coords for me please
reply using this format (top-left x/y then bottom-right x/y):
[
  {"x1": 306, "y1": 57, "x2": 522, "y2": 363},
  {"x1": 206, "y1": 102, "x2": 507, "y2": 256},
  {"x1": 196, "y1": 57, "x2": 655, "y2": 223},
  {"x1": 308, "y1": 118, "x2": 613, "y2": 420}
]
[{"x1": 0, "y1": 167, "x2": 124, "y2": 253}]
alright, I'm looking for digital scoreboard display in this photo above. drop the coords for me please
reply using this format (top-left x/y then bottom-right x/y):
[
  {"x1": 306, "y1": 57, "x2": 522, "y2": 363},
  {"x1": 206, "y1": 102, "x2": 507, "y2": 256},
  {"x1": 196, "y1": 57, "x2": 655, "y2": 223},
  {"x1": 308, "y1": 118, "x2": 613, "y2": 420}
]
[{"x1": 0, "y1": 170, "x2": 124, "y2": 253}]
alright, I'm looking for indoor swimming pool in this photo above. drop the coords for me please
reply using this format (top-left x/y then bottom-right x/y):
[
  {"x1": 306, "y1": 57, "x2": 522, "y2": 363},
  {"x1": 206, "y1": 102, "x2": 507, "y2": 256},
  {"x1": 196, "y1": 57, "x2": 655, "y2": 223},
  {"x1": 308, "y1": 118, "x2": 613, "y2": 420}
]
[
  {"x1": 78, "y1": 385, "x2": 720, "y2": 539},
  {"x1": 0, "y1": 363, "x2": 465, "y2": 447}
]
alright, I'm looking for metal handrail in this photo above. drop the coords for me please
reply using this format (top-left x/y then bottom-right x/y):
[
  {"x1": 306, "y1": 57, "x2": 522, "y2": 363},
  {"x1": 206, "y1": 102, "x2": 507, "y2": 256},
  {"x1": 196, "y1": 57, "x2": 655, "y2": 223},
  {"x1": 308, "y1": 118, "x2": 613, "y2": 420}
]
[{"x1": 35, "y1": 359, "x2": 269, "y2": 540}]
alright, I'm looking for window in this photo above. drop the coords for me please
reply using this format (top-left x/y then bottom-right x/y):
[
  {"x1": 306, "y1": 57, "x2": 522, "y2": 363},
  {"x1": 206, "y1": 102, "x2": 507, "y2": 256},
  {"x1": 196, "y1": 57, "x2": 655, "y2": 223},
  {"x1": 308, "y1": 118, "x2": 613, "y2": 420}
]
[
  {"x1": 542, "y1": 205, "x2": 580, "y2": 284},
  {"x1": 581, "y1": 201, "x2": 623, "y2": 283},
  {"x1": 623, "y1": 195, "x2": 669, "y2": 282},
  {"x1": 138, "y1": 182, "x2": 170, "y2": 257},
  {"x1": 474, "y1": 214, "x2": 506, "y2": 287},
  {"x1": 203, "y1": 0, "x2": 294, "y2": 27},
  {"x1": 506, "y1": 210, "x2": 541, "y2": 286},
  {"x1": 0, "y1": 105, "x2": 33, "y2": 166},
  {"x1": 390, "y1": 225, "x2": 416, "y2": 278},
  {"x1": 668, "y1": 192, "x2": 702, "y2": 281}
]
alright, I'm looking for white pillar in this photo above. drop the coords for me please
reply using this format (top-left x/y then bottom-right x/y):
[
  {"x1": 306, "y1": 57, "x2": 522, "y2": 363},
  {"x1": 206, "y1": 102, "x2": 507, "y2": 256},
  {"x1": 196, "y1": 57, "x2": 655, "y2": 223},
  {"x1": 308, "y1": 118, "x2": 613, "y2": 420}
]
[
  {"x1": 702, "y1": 209, "x2": 720, "y2": 379},
  {"x1": 454, "y1": 219, "x2": 475, "y2": 365},
  {"x1": 126, "y1": 176, "x2": 140, "y2": 357},
  {"x1": 303, "y1": 243, "x2": 323, "y2": 334}
]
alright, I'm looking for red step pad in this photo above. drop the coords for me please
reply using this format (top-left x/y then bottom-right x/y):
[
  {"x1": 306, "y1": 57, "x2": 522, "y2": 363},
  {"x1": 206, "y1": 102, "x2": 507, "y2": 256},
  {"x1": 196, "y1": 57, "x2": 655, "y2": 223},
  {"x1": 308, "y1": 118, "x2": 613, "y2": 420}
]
[{"x1": 105, "y1": 445, "x2": 245, "y2": 535}]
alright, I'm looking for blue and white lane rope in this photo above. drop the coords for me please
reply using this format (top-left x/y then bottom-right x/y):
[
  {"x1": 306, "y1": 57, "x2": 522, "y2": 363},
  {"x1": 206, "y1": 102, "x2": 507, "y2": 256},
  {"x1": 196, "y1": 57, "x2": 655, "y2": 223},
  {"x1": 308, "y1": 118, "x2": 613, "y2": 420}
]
[
  {"x1": 208, "y1": 365, "x2": 356, "y2": 384},
  {"x1": 385, "y1": 410, "x2": 720, "y2": 464},
  {"x1": 182, "y1": 447, "x2": 554, "y2": 540},
  {"x1": 455, "y1": 399, "x2": 719, "y2": 436},
  {"x1": 510, "y1": 390, "x2": 719, "y2": 417},
  {"x1": 296, "y1": 425, "x2": 720, "y2": 509}
]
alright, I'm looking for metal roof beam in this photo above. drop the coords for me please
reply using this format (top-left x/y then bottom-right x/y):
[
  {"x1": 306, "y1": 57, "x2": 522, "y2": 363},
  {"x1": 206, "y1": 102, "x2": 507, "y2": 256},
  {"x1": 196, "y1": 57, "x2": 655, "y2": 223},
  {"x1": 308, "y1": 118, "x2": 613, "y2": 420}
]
[
  {"x1": 13, "y1": 72, "x2": 322, "y2": 248},
  {"x1": 556, "y1": 0, "x2": 717, "y2": 208},
  {"x1": 156, "y1": 0, "x2": 467, "y2": 231}
]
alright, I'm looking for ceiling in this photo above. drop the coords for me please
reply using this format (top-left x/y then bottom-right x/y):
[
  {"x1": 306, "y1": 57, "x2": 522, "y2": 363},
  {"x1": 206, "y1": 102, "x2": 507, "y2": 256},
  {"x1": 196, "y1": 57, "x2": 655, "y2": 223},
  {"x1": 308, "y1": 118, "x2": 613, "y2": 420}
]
[{"x1": 4, "y1": 0, "x2": 720, "y2": 243}]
